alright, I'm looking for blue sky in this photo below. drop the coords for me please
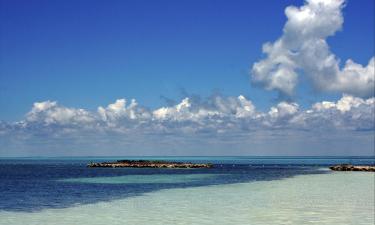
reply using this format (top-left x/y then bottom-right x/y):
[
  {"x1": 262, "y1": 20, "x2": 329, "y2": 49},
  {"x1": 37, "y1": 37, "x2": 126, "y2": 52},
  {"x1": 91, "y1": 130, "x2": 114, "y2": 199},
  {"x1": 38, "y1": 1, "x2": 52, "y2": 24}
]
[
  {"x1": 0, "y1": 0, "x2": 374, "y2": 156},
  {"x1": 1, "y1": 0, "x2": 373, "y2": 120}
]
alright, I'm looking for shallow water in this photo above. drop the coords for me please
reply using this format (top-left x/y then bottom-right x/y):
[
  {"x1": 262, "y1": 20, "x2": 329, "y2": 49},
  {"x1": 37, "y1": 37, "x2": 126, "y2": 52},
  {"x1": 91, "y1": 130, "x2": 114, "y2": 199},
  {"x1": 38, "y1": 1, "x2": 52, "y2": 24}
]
[
  {"x1": 0, "y1": 157, "x2": 374, "y2": 224},
  {"x1": 61, "y1": 173, "x2": 222, "y2": 184},
  {"x1": 1, "y1": 172, "x2": 373, "y2": 225}
]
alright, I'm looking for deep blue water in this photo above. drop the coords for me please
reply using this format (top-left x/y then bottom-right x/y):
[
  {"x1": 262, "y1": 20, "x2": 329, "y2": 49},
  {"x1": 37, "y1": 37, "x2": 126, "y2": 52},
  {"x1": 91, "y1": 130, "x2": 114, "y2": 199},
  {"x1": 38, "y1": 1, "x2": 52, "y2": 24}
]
[{"x1": 0, "y1": 156, "x2": 374, "y2": 212}]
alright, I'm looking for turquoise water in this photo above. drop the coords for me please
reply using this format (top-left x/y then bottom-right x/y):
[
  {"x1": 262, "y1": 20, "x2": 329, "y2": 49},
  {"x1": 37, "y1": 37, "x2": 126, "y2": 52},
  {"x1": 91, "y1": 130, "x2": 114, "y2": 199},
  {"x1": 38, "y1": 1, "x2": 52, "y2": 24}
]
[
  {"x1": 0, "y1": 157, "x2": 374, "y2": 224},
  {"x1": 1, "y1": 172, "x2": 373, "y2": 225},
  {"x1": 61, "y1": 174, "x2": 221, "y2": 184}
]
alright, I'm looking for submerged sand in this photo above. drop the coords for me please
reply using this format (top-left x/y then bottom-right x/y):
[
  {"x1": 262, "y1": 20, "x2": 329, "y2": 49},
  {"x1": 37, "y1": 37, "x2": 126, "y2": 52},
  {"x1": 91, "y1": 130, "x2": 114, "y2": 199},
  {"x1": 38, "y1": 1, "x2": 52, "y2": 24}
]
[{"x1": 1, "y1": 171, "x2": 374, "y2": 225}]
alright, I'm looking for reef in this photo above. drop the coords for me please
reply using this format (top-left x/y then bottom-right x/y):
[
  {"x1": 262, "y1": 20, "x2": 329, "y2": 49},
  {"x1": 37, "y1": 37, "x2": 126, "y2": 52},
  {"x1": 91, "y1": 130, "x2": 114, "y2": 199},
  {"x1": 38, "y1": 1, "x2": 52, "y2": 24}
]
[
  {"x1": 329, "y1": 164, "x2": 375, "y2": 172},
  {"x1": 87, "y1": 160, "x2": 213, "y2": 168}
]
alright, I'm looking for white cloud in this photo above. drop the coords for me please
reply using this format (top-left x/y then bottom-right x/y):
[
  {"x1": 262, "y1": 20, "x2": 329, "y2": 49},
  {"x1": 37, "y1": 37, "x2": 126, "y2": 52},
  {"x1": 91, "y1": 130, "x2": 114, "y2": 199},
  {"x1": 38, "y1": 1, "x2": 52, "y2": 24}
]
[
  {"x1": 313, "y1": 94, "x2": 372, "y2": 113},
  {"x1": 153, "y1": 98, "x2": 192, "y2": 121},
  {"x1": 152, "y1": 95, "x2": 257, "y2": 123},
  {"x1": 296, "y1": 94, "x2": 375, "y2": 130},
  {"x1": 26, "y1": 101, "x2": 94, "y2": 126},
  {"x1": 0, "y1": 94, "x2": 370, "y2": 136},
  {"x1": 330, "y1": 58, "x2": 375, "y2": 96},
  {"x1": 268, "y1": 102, "x2": 299, "y2": 119},
  {"x1": 235, "y1": 95, "x2": 256, "y2": 118},
  {"x1": 97, "y1": 99, "x2": 150, "y2": 124},
  {"x1": 251, "y1": 0, "x2": 374, "y2": 97},
  {"x1": 1, "y1": 95, "x2": 373, "y2": 155}
]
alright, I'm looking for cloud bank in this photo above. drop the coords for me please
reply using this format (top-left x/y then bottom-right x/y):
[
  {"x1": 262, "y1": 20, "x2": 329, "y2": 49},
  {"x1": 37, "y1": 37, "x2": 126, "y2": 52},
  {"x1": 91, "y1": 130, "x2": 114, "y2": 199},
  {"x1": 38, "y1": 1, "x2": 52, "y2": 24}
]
[
  {"x1": 2, "y1": 95, "x2": 372, "y2": 135},
  {"x1": 251, "y1": 0, "x2": 374, "y2": 97},
  {"x1": 0, "y1": 95, "x2": 375, "y2": 155}
]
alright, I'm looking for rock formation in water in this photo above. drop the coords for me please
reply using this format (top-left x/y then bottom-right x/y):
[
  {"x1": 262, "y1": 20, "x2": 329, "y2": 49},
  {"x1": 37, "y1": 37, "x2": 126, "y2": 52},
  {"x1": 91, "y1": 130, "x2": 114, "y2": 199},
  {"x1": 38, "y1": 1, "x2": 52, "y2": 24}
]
[
  {"x1": 329, "y1": 164, "x2": 375, "y2": 172},
  {"x1": 87, "y1": 160, "x2": 213, "y2": 168}
]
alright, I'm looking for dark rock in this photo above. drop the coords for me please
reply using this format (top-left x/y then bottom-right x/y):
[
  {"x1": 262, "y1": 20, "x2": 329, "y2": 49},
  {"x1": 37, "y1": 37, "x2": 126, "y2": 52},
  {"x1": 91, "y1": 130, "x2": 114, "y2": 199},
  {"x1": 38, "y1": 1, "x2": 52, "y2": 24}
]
[
  {"x1": 329, "y1": 164, "x2": 375, "y2": 172},
  {"x1": 87, "y1": 160, "x2": 213, "y2": 169}
]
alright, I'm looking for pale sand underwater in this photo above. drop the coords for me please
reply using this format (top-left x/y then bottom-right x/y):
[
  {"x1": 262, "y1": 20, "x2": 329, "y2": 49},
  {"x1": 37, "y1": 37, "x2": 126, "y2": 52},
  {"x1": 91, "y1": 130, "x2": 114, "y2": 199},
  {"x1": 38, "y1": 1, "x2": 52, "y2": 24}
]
[{"x1": 1, "y1": 171, "x2": 374, "y2": 225}]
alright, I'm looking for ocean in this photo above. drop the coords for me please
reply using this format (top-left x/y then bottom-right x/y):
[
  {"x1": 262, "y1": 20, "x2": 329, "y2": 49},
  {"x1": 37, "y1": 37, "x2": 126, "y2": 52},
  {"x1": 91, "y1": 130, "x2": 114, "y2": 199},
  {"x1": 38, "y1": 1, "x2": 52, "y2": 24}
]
[{"x1": 0, "y1": 156, "x2": 374, "y2": 225}]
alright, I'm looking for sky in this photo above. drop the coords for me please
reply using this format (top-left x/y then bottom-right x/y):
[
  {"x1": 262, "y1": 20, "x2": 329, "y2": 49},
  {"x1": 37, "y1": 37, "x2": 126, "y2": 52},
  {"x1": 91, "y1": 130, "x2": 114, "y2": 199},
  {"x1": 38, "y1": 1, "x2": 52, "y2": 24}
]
[{"x1": 0, "y1": 0, "x2": 374, "y2": 156}]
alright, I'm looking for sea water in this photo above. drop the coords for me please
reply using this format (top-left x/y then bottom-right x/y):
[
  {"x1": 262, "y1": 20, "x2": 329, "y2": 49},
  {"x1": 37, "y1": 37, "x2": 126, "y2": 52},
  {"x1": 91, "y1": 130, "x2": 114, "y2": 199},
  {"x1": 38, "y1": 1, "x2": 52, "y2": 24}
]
[{"x1": 0, "y1": 157, "x2": 374, "y2": 225}]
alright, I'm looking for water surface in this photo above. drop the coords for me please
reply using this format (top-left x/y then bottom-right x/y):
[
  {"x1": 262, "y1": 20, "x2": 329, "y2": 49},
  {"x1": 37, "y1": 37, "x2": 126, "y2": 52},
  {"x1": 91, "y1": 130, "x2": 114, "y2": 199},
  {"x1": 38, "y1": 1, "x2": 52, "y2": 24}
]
[{"x1": 0, "y1": 156, "x2": 374, "y2": 224}]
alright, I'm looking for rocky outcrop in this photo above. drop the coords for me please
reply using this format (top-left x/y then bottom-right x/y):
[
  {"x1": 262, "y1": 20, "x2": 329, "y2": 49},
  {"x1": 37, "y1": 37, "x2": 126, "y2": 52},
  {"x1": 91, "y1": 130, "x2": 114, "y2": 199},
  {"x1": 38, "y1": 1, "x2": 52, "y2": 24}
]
[
  {"x1": 87, "y1": 160, "x2": 213, "y2": 169},
  {"x1": 329, "y1": 164, "x2": 375, "y2": 172}
]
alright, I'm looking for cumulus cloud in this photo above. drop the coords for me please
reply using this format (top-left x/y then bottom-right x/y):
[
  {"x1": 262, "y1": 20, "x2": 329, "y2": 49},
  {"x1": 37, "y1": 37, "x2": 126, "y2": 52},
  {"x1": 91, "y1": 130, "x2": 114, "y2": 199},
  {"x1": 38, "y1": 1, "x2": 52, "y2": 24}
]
[
  {"x1": 153, "y1": 98, "x2": 193, "y2": 121},
  {"x1": 97, "y1": 99, "x2": 151, "y2": 127},
  {"x1": 26, "y1": 101, "x2": 95, "y2": 126},
  {"x1": 0, "y1": 95, "x2": 373, "y2": 155},
  {"x1": 0, "y1": 94, "x2": 373, "y2": 136},
  {"x1": 268, "y1": 102, "x2": 299, "y2": 119},
  {"x1": 152, "y1": 95, "x2": 257, "y2": 122},
  {"x1": 303, "y1": 94, "x2": 375, "y2": 130},
  {"x1": 251, "y1": 0, "x2": 374, "y2": 97}
]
